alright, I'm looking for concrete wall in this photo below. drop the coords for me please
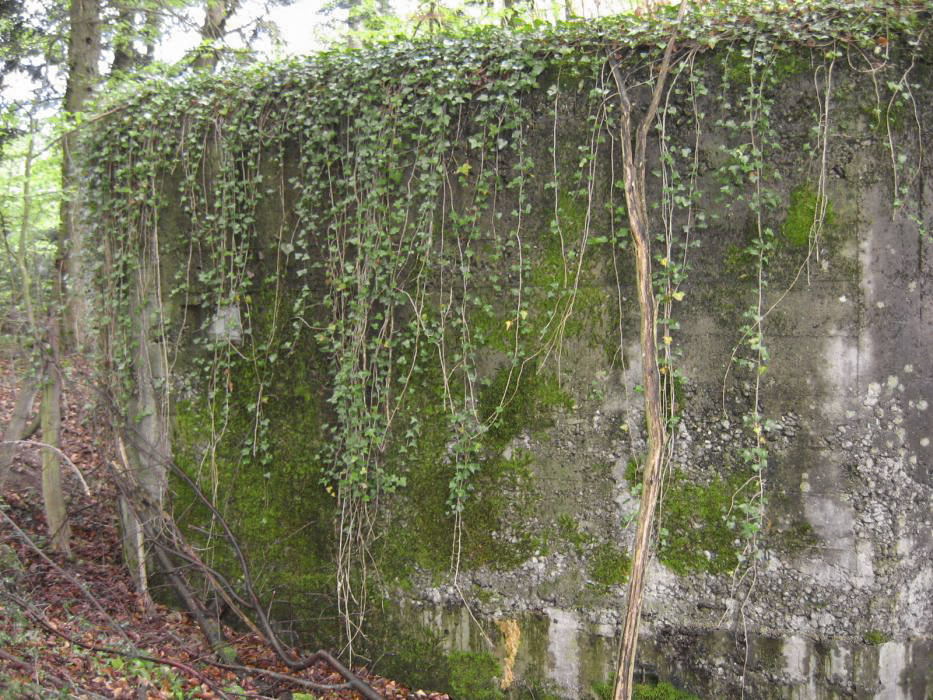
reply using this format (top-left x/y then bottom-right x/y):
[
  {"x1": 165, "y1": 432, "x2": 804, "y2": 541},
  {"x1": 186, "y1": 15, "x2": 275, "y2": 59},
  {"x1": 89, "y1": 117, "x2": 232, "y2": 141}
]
[{"x1": 99, "y1": 31, "x2": 933, "y2": 700}]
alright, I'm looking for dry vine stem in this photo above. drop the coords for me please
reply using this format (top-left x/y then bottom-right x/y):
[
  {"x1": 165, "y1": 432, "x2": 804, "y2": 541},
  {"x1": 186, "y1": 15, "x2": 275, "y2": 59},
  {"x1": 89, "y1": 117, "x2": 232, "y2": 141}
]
[{"x1": 608, "y1": 1, "x2": 686, "y2": 698}]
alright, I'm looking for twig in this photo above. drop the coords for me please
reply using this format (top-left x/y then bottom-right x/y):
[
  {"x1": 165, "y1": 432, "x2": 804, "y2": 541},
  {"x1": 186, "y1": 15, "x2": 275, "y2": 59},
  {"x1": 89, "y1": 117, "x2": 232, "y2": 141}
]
[
  {"x1": 208, "y1": 659, "x2": 354, "y2": 694},
  {"x1": 0, "y1": 504, "x2": 131, "y2": 646},
  {"x1": 3, "y1": 590, "x2": 235, "y2": 700},
  {"x1": 0, "y1": 647, "x2": 108, "y2": 699},
  {"x1": 1, "y1": 439, "x2": 92, "y2": 496}
]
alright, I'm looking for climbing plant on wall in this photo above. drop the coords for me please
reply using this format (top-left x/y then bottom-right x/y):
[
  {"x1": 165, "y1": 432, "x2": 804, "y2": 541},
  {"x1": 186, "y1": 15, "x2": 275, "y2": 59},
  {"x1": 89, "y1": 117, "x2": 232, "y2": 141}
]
[{"x1": 84, "y1": 0, "x2": 929, "y2": 689}]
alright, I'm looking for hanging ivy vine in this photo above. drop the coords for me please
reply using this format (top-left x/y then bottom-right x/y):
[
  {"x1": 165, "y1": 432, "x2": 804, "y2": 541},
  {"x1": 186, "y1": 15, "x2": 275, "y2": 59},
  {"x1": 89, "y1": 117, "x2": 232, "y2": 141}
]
[{"x1": 84, "y1": 0, "x2": 929, "y2": 662}]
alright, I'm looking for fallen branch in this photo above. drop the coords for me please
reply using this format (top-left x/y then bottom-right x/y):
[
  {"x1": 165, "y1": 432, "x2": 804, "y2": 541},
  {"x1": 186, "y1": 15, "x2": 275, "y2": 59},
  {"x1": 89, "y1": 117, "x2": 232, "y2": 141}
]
[
  {"x1": 0, "y1": 647, "x2": 108, "y2": 699},
  {"x1": 1, "y1": 439, "x2": 92, "y2": 496},
  {"x1": 1, "y1": 590, "x2": 237, "y2": 700},
  {"x1": 208, "y1": 659, "x2": 354, "y2": 694},
  {"x1": 0, "y1": 503, "x2": 130, "y2": 645}
]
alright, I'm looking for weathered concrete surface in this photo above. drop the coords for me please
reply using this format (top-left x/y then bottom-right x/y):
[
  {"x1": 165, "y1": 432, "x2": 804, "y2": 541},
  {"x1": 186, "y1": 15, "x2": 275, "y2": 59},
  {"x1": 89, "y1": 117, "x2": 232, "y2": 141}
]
[
  {"x1": 106, "y1": 35, "x2": 933, "y2": 700},
  {"x1": 395, "y1": 55, "x2": 933, "y2": 699}
]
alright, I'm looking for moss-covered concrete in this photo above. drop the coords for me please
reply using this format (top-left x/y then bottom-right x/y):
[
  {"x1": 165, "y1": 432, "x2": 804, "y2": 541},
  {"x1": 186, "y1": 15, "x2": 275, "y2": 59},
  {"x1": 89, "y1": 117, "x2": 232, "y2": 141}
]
[{"x1": 102, "y1": 15, "x2": 933, "y2": 699}]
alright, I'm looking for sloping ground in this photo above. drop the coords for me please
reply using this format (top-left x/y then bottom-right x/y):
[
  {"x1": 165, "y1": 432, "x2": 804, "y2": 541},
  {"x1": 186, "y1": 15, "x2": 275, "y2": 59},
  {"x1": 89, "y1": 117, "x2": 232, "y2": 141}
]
[{"x1": 0, "y1": 360, "x2": 450, "y2": 700}]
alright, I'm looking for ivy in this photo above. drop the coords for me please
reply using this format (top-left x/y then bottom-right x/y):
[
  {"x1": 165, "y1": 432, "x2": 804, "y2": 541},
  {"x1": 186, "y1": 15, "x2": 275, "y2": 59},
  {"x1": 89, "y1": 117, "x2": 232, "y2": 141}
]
[{"x1": 83, "y1": 0, "x2": 928, "y2": 659}]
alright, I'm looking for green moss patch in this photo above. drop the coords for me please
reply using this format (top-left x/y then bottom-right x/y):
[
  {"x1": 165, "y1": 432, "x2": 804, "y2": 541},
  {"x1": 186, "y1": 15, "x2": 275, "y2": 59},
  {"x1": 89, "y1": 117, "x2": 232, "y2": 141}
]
[
  {"x1": 626, "y1": 461, "x2": 747, "y2": 576},
  {"x1": 863, "y1": 629, "x2": 890, "y2": 646},
  {"x1": 657, "y1": 472, "x2": 746, "y2": 576},
  {"x1": 170, "y1": 326, "x2": 340, "y2": 639},
  {"x1": 557, "y1": 513, "x2": 593, "y2": 555},
  {"x1": 782, "y1": 183, "x2": 834, "y2": 248},
  {"x1": 381, "y1": 360, "x2": 568, "y2": 576},
  {"x1": 589, "y1": 542, "x2": 631, "y2": 586},
  {"x1": 777, "y1": 520, "x2": 818, "y2": 554},
  {"x1": 593, "y1": 677, "x2": 702, "y2": 700},
  {"x1": 449, "y1": 651, "x2": 504, "y2": 700},
  {"x1": 478, "y1": 365, "x2": 573, "y2": 450},
  {"x1": 635, "y1": 681, "x2": 703, "y2": 700}
]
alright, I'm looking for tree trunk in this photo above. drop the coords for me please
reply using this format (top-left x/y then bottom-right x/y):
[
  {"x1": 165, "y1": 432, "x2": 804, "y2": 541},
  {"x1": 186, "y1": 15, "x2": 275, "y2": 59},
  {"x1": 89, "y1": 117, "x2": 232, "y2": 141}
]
[
  {"x1": 1, "y1": 114, "x2": 42, "y2": 490},
  {"x1": 191, "y1": 0, "x2": 239, "y2": 72},
  {"x1": 16, "y1": 113, "x2": 39, "y2": 337},
  {"x1": 111, "y1": 3, "x2": 140, "y2": 73},
  {"x1": 113, "y1": 255, "x2": 171, "y2": 595},
  {"x1": 40, "y1": 323, "x2": 70, "y2": 556},
  {"x1": 61, "y1": 0, "x2": 101, "y2": 349},
  {"x1": 609, "y1": 4, "x2": 685, "y2": 698}
]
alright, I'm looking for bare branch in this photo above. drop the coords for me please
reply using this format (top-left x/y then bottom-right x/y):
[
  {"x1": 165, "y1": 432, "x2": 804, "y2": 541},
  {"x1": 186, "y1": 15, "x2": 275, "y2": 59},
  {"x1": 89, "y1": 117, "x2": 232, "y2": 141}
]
[
  {"x1": 0, "y1": 504, "x2": 132, "y2": 646},
  {"x1": 2, "y1": 439, "x2": 92, "y2": 496}
]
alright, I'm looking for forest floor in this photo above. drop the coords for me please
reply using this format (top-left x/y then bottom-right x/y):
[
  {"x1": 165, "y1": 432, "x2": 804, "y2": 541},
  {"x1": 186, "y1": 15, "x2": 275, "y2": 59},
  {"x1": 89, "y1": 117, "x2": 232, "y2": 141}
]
[{"x1": 0, "y1": 358, "x2": 450, "y2": 700}]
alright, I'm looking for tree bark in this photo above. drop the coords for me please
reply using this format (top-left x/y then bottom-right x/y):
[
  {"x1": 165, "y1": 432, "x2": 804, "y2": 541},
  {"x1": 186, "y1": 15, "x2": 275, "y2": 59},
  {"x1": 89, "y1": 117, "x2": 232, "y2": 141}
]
[
  {"x1": 609, "y1": 4, "x2": 685, "y2": 698},
  {"x1": 191, "y1": 0, "x2": 240, "y2": 72},
  {"x1": 1, "y1": 114, "x2": 42, "y2": 490},
  {"x1": 40, "y1": 321, "x2": 70, "y2": 556},
  {"x1": 61, "y1": 0, "x2": 101, "y2": 349},
  {"x1": 112, "y1": 246, "x2": 171, "y2": 596}
]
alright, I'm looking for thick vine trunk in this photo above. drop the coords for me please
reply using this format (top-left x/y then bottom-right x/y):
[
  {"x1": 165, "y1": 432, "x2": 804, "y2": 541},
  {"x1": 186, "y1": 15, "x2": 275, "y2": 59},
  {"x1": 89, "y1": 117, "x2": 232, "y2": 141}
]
[{"x1": 609, "y1": 4, "x2": 685, "y2": 698}]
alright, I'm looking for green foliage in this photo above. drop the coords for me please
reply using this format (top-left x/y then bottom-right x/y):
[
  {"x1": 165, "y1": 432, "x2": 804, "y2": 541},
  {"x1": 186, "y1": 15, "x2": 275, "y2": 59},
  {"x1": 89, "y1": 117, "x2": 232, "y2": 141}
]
[
  {"x1": 83, "y1": 0, "x2": 929, "y2": 680},
  {"x1": 589, "y1": 542, "x2": 631, "y2": 586},
  {"x1": 0, "y1": 123, "x2": 61, "y2": 316},
  {"x1": 89, "y1": 0, "x2": 925, "y2": 507},
  {"x1": 593, "y1": 676, "x2": 701, "y2": 700},
  {"x1": 782, "y1": 184, "x2": 834, "y2": 247},
  {"x1": 95, "y1": 654, "x2": 192, "y2": 698},
  {"x1": 863, "y1": 629, "x2": 890, "y2": 645},
  {"x1": 449, "y1": 651, "x2": 504, "y2": 700}
]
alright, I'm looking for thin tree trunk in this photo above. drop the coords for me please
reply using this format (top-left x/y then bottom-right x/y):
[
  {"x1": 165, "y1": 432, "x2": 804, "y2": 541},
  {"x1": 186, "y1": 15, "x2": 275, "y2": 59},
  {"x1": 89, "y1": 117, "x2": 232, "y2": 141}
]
[
  {"x1": 2, "y1": 114, "x2": 43, "y2": 490},
  {"x1": 110, "y1": 4, "x2": 140, "y2": 73},
  {"x1": 18, "y1": 115, "x2": 39, "y2": 336},
  {"x1": 144, "y1": 9, "x2": 159, "y2": 64},
  {"x1": 609, "y1": 4, "x2": 685, "y2": 699},
  {"x1": 0, "y1": 214, "x2": 18, "y2": 313},
  {"x1": 40, "y1": 322, "x2": 70, "y2": 556}
]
